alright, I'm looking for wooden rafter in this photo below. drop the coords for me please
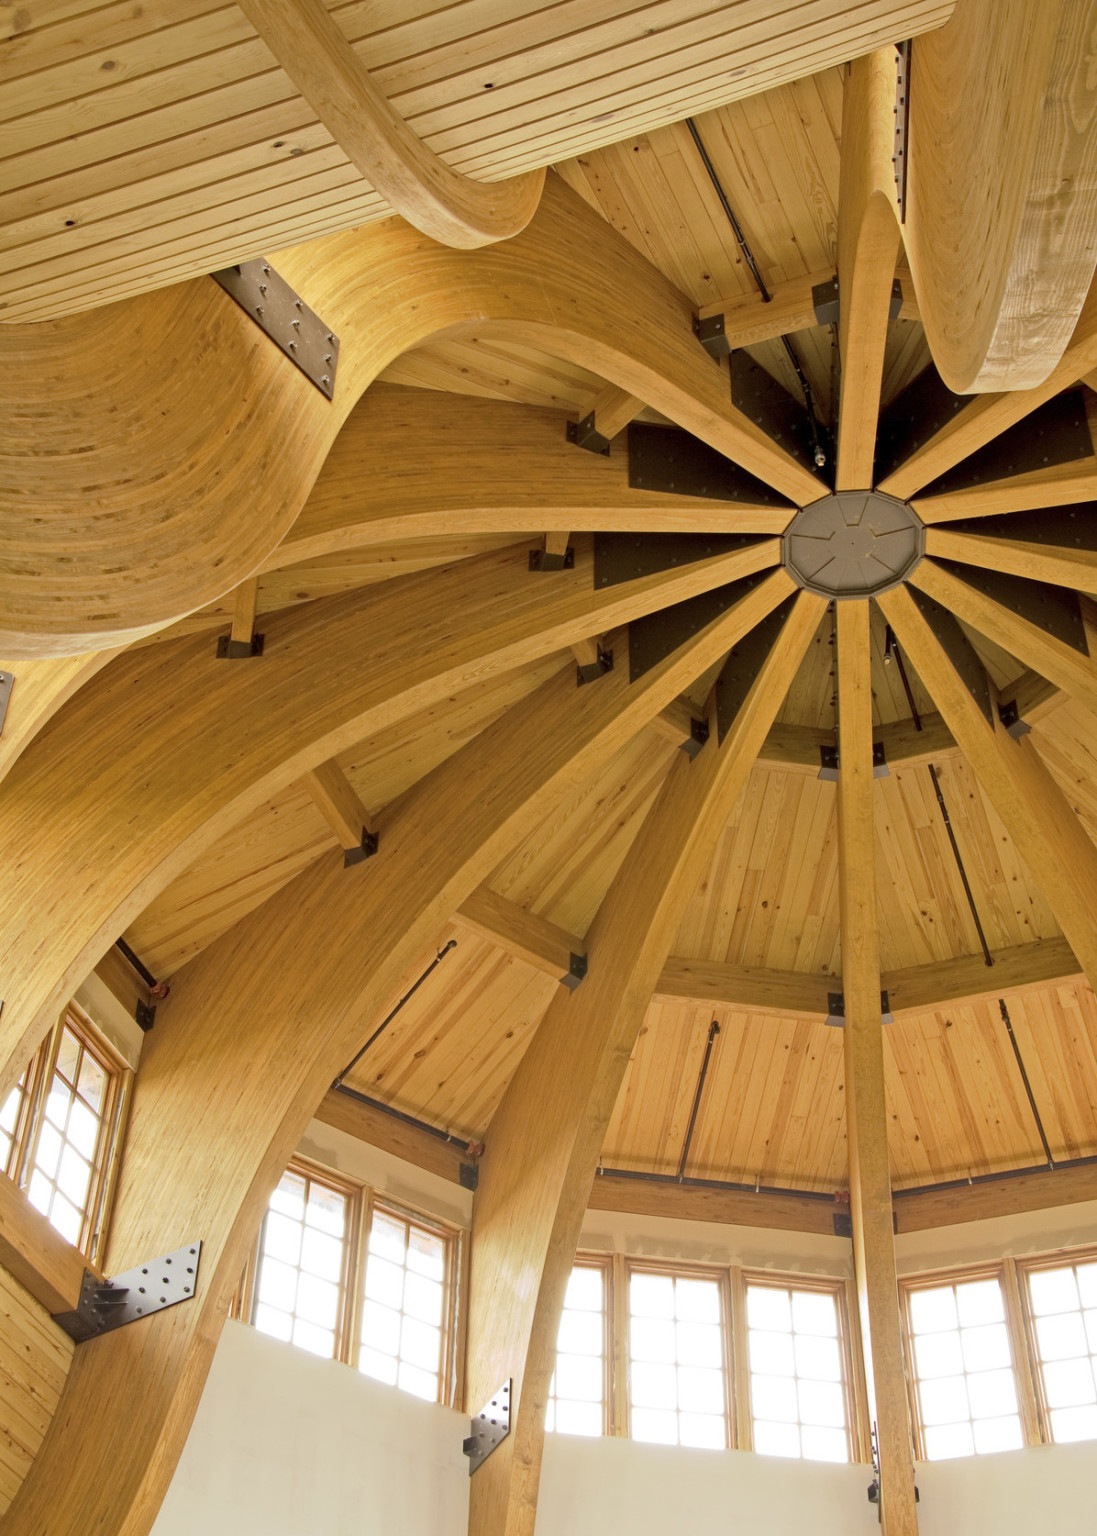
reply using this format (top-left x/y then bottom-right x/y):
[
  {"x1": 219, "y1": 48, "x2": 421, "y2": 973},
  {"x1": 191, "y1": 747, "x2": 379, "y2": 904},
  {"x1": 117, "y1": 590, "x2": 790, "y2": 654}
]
[{"x1": 924, "y1": 523, "x2": 1097, "y2": 598}]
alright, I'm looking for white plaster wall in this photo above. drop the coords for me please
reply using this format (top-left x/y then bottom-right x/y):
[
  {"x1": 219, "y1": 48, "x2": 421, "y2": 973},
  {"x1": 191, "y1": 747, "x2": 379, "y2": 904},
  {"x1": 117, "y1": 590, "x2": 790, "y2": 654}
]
[{"x1": 915, "y1": 1441, "x2": 1097, "y2": 1536}]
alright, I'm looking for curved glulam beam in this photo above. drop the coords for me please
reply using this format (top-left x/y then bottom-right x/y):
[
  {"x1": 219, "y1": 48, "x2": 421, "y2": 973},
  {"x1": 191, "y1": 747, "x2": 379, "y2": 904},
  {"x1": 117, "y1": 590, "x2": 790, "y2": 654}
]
[
  {"x1": 236, "y1": 0, "x2": 543, "y2": 249},
  {"x1": 465, "y1": 591, "x2": 826, "y2": 1536},
  {"x1": 0, "y1": 539, "x2": 778, "y2": 1101},
  {"x1": 878, "y1": 583, "x2": 1097, "y2": 990},
  {"x1": 0, "y1": 577, "x2": 797, "y2": 1536},
  {"x1": 905, "y1": 0, "x2": 1097, "y2": 392},
  {"x1": 0, "y1": 650, "x2": 117, "y2": 787},
  {"x1": 273, "y1": 389, "x2": 792, "y2": 569},
  {"x1": 835, "y1": 49, "x2": 902, "y2": 489},
  {"x1": 0, "y1": 176, "x2": 821, "y2": 658}
]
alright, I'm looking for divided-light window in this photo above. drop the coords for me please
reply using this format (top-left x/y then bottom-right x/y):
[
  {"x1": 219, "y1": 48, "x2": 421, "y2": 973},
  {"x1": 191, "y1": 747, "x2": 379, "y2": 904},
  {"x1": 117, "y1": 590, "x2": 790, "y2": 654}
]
[
  {"x1": 546, "y1": 1261, "x2": 610, "y2": 1437},
  {"x1": 903, "y1": 1272, "x2": 1024, "y2": 1459},
  {"x1": 0, "y1": 1008, "x2": 129, "y2": 1261},
  {"x1": 246, "y1": 1161, "x2": 458, "y2": 1405},
  {"x1": 1020, "y1": 1254, "x2": 1097, "y2": 1444},
  {"x1": 627, "y1": 1264, "x2": 729, "y2": 1449},
  {"x1": 745, "y1": 1279, "x2": 853, "y2": 1462}
]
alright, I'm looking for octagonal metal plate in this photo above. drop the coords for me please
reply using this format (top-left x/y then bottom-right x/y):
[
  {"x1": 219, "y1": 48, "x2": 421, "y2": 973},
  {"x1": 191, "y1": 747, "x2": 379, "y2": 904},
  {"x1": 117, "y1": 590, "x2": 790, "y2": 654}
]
[{"x1": 783, "y1": 491, "x2": 924, "y2": 598}]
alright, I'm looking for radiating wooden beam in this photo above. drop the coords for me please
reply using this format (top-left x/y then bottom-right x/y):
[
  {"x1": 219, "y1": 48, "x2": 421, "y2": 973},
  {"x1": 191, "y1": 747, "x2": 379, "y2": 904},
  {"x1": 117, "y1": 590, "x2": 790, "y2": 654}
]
[
  {"x1": 1, "y1": 175, "x2": 820, "y2": 656},
  {"x1": 879, "y1": 582, "x2": 1097, "y2": 993},
  {"x1": 465, "y1": 592, "x2": 825, "y2": 1536},
  {"x1": 835, "y1": 49, "x2": 902, "y2": 489},
  {"x1": 2, "y1": 571, "x2": 791, "y2": 1536},
  {"x1": 0, "y1": 539, "x2": 782, "y2": 1105},
  {"x1": 924, "y1": 523, "x2": 1097, "y2": 598},
  {"x1": 905, "y1": 0, "x2": 1097, "y2": 392},
  {"x1": 910, "y1": 558, "x2": 1097, "y2": 716},
  {"x1": 836, "y1": 600, "x2": 918, "y2": 1536},
  {"x1": 237, "y1": 0, "x2": 544, "y2": 248}
]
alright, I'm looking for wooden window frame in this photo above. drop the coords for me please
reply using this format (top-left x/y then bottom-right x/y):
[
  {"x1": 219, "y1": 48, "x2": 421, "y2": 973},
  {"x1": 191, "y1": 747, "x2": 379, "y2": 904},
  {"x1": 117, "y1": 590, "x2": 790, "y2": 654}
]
[
  {"x1": 1014, "y1": 1244, "x2": 1097, "y2": 1446},
  {"x1": 898, "y1": 1261, "x2": 1040, "y2": 1460},
  {"x1": 738, "y1": 1268, "x2": 862, "y2": 1464},
  {"x1": 622, "y1": 1256, "x2": 735, "y2": 1449},
  {"x1": 546, "y1": 1250, "x2": 614, "y2": 1438}
]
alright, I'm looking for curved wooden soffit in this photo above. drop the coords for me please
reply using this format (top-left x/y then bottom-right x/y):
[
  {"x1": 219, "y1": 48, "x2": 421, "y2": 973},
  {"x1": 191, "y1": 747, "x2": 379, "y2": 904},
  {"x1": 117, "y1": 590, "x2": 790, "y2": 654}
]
[
  {"x1": 0, "y1": 176, "x2": 821, "y2": 659},
  {"x1": 905, "y1": 0, "x2": 1097, "y2": 392},
  {"x1": 236, "y1": 0, "x2": 545, "y2": 249}
]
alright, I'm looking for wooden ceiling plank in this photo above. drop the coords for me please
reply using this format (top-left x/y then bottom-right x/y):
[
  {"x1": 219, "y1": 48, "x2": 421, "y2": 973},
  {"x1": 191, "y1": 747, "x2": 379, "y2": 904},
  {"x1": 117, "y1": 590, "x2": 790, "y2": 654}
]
[
  {"x1": 0, "y1": 540, "x2": 782, "y2": 1105},
  {"x1": 835, "y1": 48, "x2": 902, "y2": 490},
  {"x1": 924, "y1": 525, "x2": 1097, "y2": 597},
  {"x1": 465, "y1": 589, "x2": 825, "y2": 1536},
  {"x1": 879, "y1": 581, "x2": 1097, "y2": 995},
  {"x1": 910, "y1": 557, "x2": 1097, "y2": 717},
  {"x1": 234, "y1": 0, "x2": 545, "y2": 248},
  {"x1": 835, "y1": 599, "x2": 919, "y2": 1536},
  {"x1": 1, "y1": 175, "x2": 818, "y2": 657},
  {"x1": 0, "y1": 545, "x2": 798, "y2": 1536},
  {"x1": 904, "y1": 0, "x2": 1097, "y2": 393}
]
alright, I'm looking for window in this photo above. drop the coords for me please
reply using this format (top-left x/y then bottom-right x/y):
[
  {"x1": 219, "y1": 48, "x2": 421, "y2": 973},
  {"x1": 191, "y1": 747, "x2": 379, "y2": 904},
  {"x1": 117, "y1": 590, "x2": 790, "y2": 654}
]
[
  {"x1": 903, "y1": 1272, "x2": 1024, "y2": 1459},
  {"x1": 0, "y1": 1008, "x2": 129, "y2": 1261},
  {"x1": 627, "y1": 1264, "x2": 729, "y2": 1449},
  {"x1": 744, "y1": 1279, "x2": 853, "y2": 1462},
  {"x1": 1020, "y1": 1255, "x2": 1097, "y2": 1444},
  {"x1": 245, "y1": 1162, "x2": 459, "y2": 1405},
  {"x1": 359, "y1": 1203, "x2": 454, "y2": 1402},
  {"x1": 546, "y1": 1261, "x2": 610, "y2": 1437}
]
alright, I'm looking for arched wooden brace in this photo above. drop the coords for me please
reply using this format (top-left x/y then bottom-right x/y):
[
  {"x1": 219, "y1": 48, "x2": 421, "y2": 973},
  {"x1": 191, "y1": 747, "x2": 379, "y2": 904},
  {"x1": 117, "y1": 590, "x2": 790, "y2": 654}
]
[
  {"x1": 0, "y1": 576, "x2": 797, "y2": 1536},
  {"x1": 237, "y1": 0, "x2": 545, "y2": 249},
  {"x1": 0, "y1": 649, "x2": 118, "y2": 787},
  {"x1": 464, "y1": 591, "x2": 827, "y2": 1536},
  {"x1": 0, "y1": 175, "x2": 821, "y2": 658},
  {"x1": 0, "y1": 537, "x2": 778, "y2": 1103}
]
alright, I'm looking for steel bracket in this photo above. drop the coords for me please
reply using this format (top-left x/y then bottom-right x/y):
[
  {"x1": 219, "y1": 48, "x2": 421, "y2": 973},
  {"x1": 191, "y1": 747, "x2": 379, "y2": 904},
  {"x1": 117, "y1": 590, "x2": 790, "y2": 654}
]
[
  {"x1": 628, "y1": 422, "x2": 794, "y2": 507},
  {"x1": 210, "y1": 259, "x2": 339, "y2": 399},
  {"x1": 825, "y1": 991, "x2": 891, "y2": 1027},
  {"x1": 529, "y1": 544, "x2": 574, "y2": 573},
  {"x1": 625, "y1": 569, "x2": 772, "y2": 683},
  {"x1": 818, "y1": 742, "x2": 888, "y2": 780},
  {"x1": 729, "y1": 353, "x2": 833, "y2": 478},
  {"x1": 566, "y1": 413, "x2": 611, "y2": 457},
  {"x1": 908, "y1": 585, "x2": 994, "y2": 724},
  {"x1": 463, "y1": 1380, "x2": 511, "y2": 1473},
  {"x1": 135, "y1": 1000, "x2": 157, "y2": 1032},
  {"x1": 0, "y1": 671, "x2": 12, "y2": 738},
  {"x1": 216, "y1": 633, "x2": 265, "y2": 660},
  {"x1": 458, "y1": 1162, "x2": 479, "y2": 1192},
  {"x1": 560, "y1": 952, "x2": 588, "y2": 990},
  {"x1": 998, "y1": 699, "x2": 1032, "y2": 740},
  {"x1": 576, "y1": 646, "x2": 613, "y2": 686},
  {"x1": 344, "y1": 830, "x2": 379, "y2": 868},
  {"x1": 55, "y1": 1242, "x2": 202, "y2": 1343},
  {"x1": 918, "y1": 389, "x2": 1092, "y2": 498},
  {"x1": 934, "y1": 559, "x2": 1088, "y2": 655},
  {"x1": 715, "y1": 594, "x2": 798, "y2": 741},
  {"x1": 833, "y1": 1211, "x2": 853, "y2": 1238},
  {"x1": 893, "y1": 39, "x2": 912, "y2": 220},
  {"x1": 680, "y1": 717, "x2": 710, "y2": 758},
  {"x1": 811, "y1": 276, "x2": 902, "y2": 327}
]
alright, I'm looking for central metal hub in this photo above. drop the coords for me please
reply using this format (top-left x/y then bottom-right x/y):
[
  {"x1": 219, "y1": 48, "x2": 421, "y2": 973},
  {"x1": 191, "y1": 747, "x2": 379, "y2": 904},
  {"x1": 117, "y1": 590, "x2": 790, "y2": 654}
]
[{"x1": 782, "y1": 490, "x2": 924, "y2": 599}]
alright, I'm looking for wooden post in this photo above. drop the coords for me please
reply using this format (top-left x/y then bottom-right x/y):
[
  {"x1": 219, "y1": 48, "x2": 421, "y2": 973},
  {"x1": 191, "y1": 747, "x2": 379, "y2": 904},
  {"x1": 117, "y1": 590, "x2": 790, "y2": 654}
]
[
  {"x1": 836, "y1": 600, "x2": 919, "y2": 1536},
  {"x1": 465, "y1": 591, "x2": 826, "y2": 1536}
]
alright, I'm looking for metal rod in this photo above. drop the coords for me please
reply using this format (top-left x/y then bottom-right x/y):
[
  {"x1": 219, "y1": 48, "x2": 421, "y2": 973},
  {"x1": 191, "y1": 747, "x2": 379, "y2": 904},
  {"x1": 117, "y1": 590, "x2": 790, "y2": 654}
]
[
  {"x1": 332, "y1": 1082, "x2": 473, "y2": 1152},
  {"x1": 332, "y1": 938, "x2": 458, "y2": 1087},
  {"x1": 999, "y1": 997, "x2": 1055, "y2": 1169},
  {"x1": 677, "y1": 1019, "x2": 720, "y2": 1181},
  {"x1": 887, "y1": 630, "x2": 994, "y2": 967},
  {"x1": 686, "y1": 117, "x2": 826, "y2": 467},
  {"x1": 114, "y1": 936, "x2": 166, "y2": 995}
]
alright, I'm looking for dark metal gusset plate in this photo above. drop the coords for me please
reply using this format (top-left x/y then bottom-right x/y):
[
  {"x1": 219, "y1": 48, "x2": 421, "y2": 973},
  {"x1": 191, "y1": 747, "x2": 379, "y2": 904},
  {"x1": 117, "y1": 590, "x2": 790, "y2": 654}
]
[
  {"x1": 56, "y1": 1242, "x2": 202, "y2": 1342},
  {"x1": 463, "y1": 1380, "x2": 511, "y2": 1474},
  {"x1": 943, "y1": 503, "x2": 1097, "y2": 552},
  {"x1": 729, "y1": 352, "x2": 833, "y2": 480},
  {"x1": 627, "y1": 570, "x2": 773, "y2": 682},
  {"x1": 211, "y1": 259, "x2": 339, "y2": 399},
  {"x1": 933, "y1": 559, "x2": 1088, "y2": 654},
  {"x1": 714, "y1": 593, "x2": 798, "y2": 740},
  {"x1": 594, "y1": 531, "x2": 769, "y2": 590},
  {"x1": 0, "y1": 670, "x2": 12, "y2": 737},
  {"x1": 907, "y1": 586, "x2": 995, "y2": 725},
  {"x1": 626, "y1": 423, "x2": 794, "y2": 507},
  {"x1": 917, "y1": 390, "x2": 1092, "y2": 499},
  {"x1": 873, "y1": 363, "x2": 971, "y2": 484}
]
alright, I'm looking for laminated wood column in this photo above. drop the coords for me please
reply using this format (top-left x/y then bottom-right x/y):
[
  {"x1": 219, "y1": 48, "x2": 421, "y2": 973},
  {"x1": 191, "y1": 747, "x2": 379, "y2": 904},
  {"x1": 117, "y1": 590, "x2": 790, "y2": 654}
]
[
  {"x1": 0, "y1": 575, "x2": 796, "y2": 1536},
  {"x1": 836, "y1": 600, "x2": 919, "y2": 1536},
  {"x1": 465, "y1": 590, "x2": 827, "y2": 1536}
]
